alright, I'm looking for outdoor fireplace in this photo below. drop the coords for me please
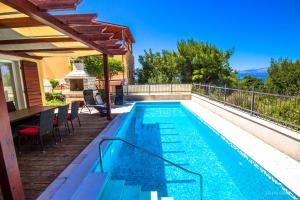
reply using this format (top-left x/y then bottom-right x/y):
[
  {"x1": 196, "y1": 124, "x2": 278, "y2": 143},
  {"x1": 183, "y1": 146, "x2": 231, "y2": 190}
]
[
  {"x1": 70, "y1": 79, "x2": 84, "y2": 91},
  {"x1": 64, "y1": 61, "x2": 96, "y2": 91},
  {"x1": 63, "y1": 61, "x2": 96, "y2": 103}
]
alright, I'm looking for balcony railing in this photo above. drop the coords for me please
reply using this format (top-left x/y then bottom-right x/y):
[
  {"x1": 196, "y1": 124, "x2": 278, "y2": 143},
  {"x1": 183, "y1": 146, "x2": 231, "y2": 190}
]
[{"x1": 193, "y1": 83, "x2": 300, "y2": 132}]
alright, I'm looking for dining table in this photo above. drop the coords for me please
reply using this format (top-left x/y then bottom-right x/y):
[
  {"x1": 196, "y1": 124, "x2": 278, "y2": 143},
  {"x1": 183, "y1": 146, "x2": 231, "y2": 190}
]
[{"x1": 9, "y1": 106, "x2": 57, "y2": 123}]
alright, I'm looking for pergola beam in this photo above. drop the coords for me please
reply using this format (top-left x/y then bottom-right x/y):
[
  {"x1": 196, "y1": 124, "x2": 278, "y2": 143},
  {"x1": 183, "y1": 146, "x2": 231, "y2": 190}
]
[
  {"x1": 0, "y1": 9, "x2": 132, "y2": 56},
  {"x1": 54, "y1": 14, "x2": 97, "y2": 25},
  {"x1": 72, "y1": 25, "x2": 107, "y2": 34},
  {"x1": 0, "y1": 37, "x2": 75, "y2": 45},
  {"x1": 0, "y1": 17, "x2": 42, "y2": 28},
  {"x1": 98, "y1": 21, "x2": 135, "y2": 43},
  {"x1": 29, "y1": 0, "x2": 81, "y2": 11},
  {"x1": 100, "y1": 43, "x2": 122, "y2": 49},
  {"x1": 95, "y1": 39, "x2": 119, "y2": 45},
  {"x1": 107, "y1": 49, "x2": 127, "y2": 55},
  {"x1": 82, "y1": 33, "x2": 114, "y2": 40},
  {"x1": 0, "y1": 0, "x2": 109, "y2": 54},
  {"x1": 0, "y1": 14, "x2": 98, "y2": 29},
  {"x1": 13, "y1": 47, "x2": 93, "y2": 53},
  {"x1": 0, "y1": 39, "x2": 121, "y2": 51},
  {"x1": 0, "y1": 50, "x2": 43, "y2": 59}
]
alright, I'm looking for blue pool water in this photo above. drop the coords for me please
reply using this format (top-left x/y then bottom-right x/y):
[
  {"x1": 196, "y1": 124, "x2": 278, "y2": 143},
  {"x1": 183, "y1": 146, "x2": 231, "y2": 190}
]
[{"x1": 95, "y1": 102, "x2": 298, "y2": 200}]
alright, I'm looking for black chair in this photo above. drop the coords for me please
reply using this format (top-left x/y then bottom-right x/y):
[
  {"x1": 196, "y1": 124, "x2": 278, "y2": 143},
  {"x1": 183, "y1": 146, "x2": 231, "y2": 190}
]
[
  {"x1": 67, "y1": 101, "x2": 81, "y2": 132},
  {"x1": 7, "y1": 101, "x2": 16, "y2": 112},
  {"x1": 17, "y1": 108, "x2": 55, "y2": 151},
  {"x1": 53, "y1": 104, "x2": 70, "y2": 141},
  {"x1": 82, "y1": 89, "x2": 107, "y2": 116}
]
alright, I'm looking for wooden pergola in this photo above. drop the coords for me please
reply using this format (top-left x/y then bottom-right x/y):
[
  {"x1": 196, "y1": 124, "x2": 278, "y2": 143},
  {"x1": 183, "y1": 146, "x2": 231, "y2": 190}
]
[{"x1": 0, "y1": 0, "x2": 134, "y2": 199}]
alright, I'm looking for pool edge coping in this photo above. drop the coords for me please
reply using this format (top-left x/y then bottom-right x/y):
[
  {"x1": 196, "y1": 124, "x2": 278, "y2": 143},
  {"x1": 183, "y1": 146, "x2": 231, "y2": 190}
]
[{"x1": 182, "y1": 100, "x2": 300, "y2": 198}]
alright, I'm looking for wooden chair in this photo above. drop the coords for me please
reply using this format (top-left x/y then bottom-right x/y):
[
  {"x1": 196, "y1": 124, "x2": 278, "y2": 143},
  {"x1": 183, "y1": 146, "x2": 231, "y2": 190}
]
[{"x1": 17, "y1": 108, "x2": 55, "y2": 151}]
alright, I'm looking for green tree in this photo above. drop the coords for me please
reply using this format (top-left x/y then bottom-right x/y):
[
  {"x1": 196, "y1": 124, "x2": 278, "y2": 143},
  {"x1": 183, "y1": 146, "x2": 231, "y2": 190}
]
[
  {"x1": 137, "y1": 39, "x2": 235, "y2": 85},
  {"x1": 81, "y1": 56, "x2": 123, "y2": 79},
  {"x1": 177, "y1": 39, "x2": 234, "y2": 84},
  {"x1": 137, "y1": 49, "x2": 180, "y2": 84},
  {"x1": 108, "y1": 58, "x2": 123, "y2": 79},
  {"x1": 49, "y1": 79, "x2": 59, "y2": 90},
  {"x1": 239, "y1": 75, "x2": 264, "y2": 90},
  {"x1": 81, "y1": 56, "x2": 103, "y2": 79},
  {"x1": 266, "y1": 58, "x2": 300, "y2": 95}
]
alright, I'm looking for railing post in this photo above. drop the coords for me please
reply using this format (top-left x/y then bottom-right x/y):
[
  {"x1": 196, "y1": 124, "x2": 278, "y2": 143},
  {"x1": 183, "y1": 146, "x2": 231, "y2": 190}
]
[
  {"x1": 148, "y1": 84, "x2": 151, "y2": 95},
  {"x1": 171, "y1": 83, "x2": 173, "y2": 94},
  {"x1": 250, "y1": 86, "x2": 255, "y2": 115},
  {"x1": 224, "y1": 84, "x2": 227, "y2": 105},
  {"x1": 208, "y1": 84, "x2": 211, "y2": 97},
  {"x1": 126, "y1": 85, "x2": 129, "y2": 95}
]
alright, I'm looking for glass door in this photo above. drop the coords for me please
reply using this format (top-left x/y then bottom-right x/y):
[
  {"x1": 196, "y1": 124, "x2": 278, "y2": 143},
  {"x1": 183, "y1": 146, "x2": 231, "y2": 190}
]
[{"x1": 0, "y1": 62, "x2": 17, "y2": 104}]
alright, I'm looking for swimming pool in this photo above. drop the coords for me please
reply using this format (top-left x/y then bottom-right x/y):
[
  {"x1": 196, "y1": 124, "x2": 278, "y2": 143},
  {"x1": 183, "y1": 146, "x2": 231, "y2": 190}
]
[{"x1": 95, "y1": 102, "x2": 298, "y2": 199}]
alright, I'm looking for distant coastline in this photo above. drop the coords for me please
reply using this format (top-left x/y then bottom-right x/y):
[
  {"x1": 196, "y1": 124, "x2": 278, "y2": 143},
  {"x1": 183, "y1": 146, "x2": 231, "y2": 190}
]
[{"x1": 238, "y1": 67, "x2": 268, "y2": 80}]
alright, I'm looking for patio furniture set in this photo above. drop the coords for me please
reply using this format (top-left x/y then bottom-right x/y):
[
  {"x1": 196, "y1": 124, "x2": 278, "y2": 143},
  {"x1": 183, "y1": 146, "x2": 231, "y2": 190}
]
[
  {"x1": 8, "y1": 101, "x2": 81, "y2": 152},
  {"x1": 7, "y1": 89, "x2": 120, "y2": 152}
]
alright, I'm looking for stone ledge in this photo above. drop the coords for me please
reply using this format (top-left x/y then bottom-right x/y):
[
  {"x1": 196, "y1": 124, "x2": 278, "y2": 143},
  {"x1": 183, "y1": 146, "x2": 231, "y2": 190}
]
[{"x1": 191, "y1": 94, "x2": 300, "y2": 162}]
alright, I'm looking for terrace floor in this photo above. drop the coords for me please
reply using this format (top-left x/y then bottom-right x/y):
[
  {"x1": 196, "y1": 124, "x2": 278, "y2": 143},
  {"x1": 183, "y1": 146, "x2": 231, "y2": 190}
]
[{"x1": 1, "y1": 112, "x2": 114, "y2": 200}]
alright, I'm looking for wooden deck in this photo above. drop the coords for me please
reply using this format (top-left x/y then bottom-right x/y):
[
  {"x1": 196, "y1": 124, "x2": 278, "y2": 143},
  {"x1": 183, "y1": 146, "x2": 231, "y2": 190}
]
[{"x1": 7, "y1": 113, "x2": 113, "y2": 200}]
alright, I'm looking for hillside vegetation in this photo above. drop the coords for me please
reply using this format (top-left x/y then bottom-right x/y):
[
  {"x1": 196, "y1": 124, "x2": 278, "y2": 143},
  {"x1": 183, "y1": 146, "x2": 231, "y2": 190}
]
[{"x1": 137, "y1": 39, "x2": 300, "y2": 96}]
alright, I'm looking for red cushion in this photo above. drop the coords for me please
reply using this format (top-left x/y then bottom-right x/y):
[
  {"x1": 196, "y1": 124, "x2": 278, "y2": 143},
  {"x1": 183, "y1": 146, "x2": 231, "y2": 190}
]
[
  {"x1": 18, "y1": 127, "x2": 39, "y2": 136},
  {"x1": 53, "y1": 116, "x2": 58, "y2": 127},
  {"x1": 67, "y1": 113, "x2": 72, "y2": 120}
]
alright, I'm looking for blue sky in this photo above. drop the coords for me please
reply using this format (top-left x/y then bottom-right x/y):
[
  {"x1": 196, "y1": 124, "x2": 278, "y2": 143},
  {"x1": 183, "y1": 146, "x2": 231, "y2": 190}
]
[{"x1": 71, "y1": 0, "x2": 300, "y2": 70}]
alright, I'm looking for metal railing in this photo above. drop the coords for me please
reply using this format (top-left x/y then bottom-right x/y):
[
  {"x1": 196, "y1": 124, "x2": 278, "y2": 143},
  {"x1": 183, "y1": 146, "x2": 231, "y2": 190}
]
[
  {"x1": 193, "y1": 84, "x2": 300, "y2": 131},
  {"x1": 123, "y1": 84, "x2": 192, "y2": 95},
  {"x1": 99, "y1": 137, "x2": 203, "y2": 200}
]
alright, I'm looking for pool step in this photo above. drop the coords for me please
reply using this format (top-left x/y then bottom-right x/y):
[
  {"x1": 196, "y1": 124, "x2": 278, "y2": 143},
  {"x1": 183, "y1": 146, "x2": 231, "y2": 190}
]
[
  {"x1": 151, "y1": 191, "x2": 158, "y2": 200},
  {"x1": 150, "y1": 191, "x2": 174, "y2": 200},
  {"x1": 72, "y1": 173, "x2": 108, "y2": 200},
  {"x1": 139, "y1": 191, "x2": 151, "y2": 200},
  {"x1": 98, "y1": 178, "x2": 174, "y2": 200},
  {"x1": 98, "y1": 180, "x2": 125, "y2": 200},
  {"x1": 121, "y1": 185, "x2": 141, "y2": 200}
]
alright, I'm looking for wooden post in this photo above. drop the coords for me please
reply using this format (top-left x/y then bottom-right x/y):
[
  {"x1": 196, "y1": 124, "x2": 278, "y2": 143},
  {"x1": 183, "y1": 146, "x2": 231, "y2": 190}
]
[
  {"x1": 103, "y1": 54, "x2": 112, "y2": 120},
  {"x1": 0, "y1": 69, "x2": 25, "y2": 200}
]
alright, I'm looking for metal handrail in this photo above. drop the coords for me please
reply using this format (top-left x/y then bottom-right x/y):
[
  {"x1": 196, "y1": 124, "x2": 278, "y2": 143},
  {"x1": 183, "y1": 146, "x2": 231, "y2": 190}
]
[
  {"x1": 192, "y1": 83, "x2": 300, "y2": 131},
  {"x1": 99, "y1": 137, "x2": 203, "y2": 200}
]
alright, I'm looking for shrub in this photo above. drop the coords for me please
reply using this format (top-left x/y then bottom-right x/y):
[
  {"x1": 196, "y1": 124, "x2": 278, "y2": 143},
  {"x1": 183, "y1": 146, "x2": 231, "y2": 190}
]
[
  {"x1": 45, "y1": 92, "x2": 65, "y2": 101},
  {"x1": 46, "y1": 99, "x2": 66, "y2": 106}
]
